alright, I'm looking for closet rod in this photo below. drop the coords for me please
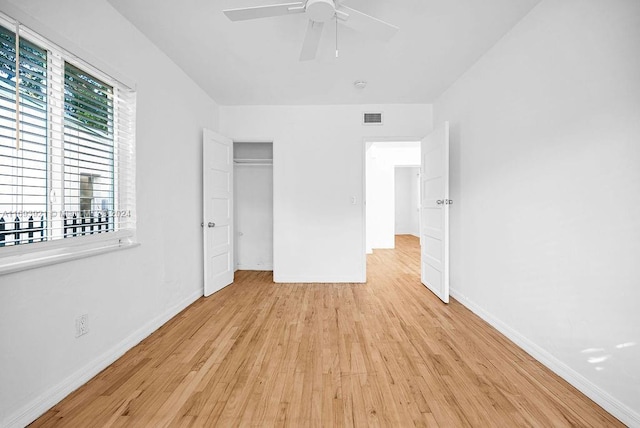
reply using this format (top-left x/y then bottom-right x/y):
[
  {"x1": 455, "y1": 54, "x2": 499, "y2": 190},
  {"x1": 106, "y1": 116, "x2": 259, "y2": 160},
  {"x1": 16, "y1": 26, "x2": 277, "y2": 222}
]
[{"x1": 234, "y1": 162, "x2": 273, "y2": 166}]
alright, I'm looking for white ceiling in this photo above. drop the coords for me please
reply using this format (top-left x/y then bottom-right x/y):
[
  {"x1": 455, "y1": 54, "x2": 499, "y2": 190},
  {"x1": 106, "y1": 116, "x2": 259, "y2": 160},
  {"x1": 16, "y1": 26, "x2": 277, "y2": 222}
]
[{"x1": 107, "y1": 0, "x2": 540, "y2": 105}]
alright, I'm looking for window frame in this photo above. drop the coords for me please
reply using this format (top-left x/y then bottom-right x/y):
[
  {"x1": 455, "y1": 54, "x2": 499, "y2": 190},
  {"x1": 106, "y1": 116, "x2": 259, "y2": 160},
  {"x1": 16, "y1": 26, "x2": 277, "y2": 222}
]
[{"x1": 0, "y1": 13, "x2": 137, "y2": 275}]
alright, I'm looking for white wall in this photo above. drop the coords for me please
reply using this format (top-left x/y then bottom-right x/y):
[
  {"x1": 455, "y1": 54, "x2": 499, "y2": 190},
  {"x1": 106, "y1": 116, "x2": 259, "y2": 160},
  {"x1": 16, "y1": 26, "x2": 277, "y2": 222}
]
[
  {"x1": 366, "y1": 143, "x2": 420, "y2": 250},
  {"x1": 395, "y1": 167, "x2": 420, "y2": 236},
  {"x1": 220, "y1": 105, "x2": 432, "y2": 282},
  {"x1": 435, "y1": 0, "x2": 640, "y2": 424},
  {"x1": 0, "y1": 1, "x2": 219, "y2": 426}
]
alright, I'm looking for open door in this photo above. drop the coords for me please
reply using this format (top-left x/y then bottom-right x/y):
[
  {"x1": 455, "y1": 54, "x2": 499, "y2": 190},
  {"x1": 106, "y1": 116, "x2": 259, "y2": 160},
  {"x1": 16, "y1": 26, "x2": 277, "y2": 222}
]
[
  {"x1": 420, "y1": 122, "x2": 450, "y2": 303},
  {"x1": 203, "y1": 129, "x2": 234, "y2": 297}
]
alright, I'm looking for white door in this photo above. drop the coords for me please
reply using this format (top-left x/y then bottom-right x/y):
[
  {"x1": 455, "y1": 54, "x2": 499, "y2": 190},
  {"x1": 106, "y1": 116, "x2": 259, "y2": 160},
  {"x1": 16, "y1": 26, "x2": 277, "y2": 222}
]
[
  {"x1": 420, "y1": 122, "x2": 450, "y2": 303},
  {"x1": 203, "y1": 129, "x2": 234, "y2": 297}
]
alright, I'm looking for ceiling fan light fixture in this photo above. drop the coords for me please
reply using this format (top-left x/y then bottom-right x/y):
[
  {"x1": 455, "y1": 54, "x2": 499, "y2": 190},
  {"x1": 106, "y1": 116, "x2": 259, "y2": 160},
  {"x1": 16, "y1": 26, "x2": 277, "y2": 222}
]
[
  {"x1": 354, "y1": 80, "x2": 367, "y2": 89},
  {"x1": 306, "y1": 0, "x2": 336, "y2": 22}
]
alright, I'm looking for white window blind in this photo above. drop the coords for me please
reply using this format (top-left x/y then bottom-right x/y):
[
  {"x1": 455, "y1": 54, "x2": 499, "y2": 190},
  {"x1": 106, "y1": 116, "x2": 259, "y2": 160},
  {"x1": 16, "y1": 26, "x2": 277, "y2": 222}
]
[
  {"x1": 0, "y1": 14, "x2": 135, "y2": 257},
  {"x1": 61, "y1": 62, "x2": 115, "y2": 236},
  {"x1": 0, "y1": 23, "x2": 48, "y2": 245}
]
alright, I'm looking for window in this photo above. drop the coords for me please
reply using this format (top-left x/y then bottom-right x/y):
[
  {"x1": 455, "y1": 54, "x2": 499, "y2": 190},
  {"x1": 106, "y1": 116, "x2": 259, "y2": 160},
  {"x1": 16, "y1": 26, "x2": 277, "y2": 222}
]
[
  {"x1": 0, "y1": 24, "x2": 47, "y2": 244},
  {"x1": 62, "y1": 62, "x2": 116, "y2": 237},
  {"x1": 0, "y1": 15, "x2": 135, "y2": 272}
]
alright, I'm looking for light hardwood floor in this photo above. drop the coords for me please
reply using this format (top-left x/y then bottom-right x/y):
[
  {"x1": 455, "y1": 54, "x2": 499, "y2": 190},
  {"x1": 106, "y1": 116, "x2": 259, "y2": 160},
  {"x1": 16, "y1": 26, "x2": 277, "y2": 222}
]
[{"x1": 32, "y1": 235, "x2": 622, "y2": 427}]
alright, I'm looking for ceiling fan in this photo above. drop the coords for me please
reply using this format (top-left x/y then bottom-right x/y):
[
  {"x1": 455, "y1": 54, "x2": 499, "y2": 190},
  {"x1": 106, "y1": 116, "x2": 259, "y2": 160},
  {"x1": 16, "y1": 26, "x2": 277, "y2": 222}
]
[{"x1": 223, "y1": 0, "x2": 399, "y2": 61}]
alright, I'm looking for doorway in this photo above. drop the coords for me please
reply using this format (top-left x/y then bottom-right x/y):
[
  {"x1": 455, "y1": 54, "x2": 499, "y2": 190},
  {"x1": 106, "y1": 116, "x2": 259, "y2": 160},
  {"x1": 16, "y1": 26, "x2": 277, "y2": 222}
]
[
  {"x1": 233, "y1": 142, "x2": 274, "y2": 271},
  {"x1": 363, "y1": 122, "x2": 453, "y2": 303},
  {"x1": 365, "y1": 140, "x2": 421, "y2": 253},
  {"x1": 394, "y1": 166, "x2": 421, "y2": 238},
  {"x1": 362, "y1": 124, "x2": 450, "y2": 304}
]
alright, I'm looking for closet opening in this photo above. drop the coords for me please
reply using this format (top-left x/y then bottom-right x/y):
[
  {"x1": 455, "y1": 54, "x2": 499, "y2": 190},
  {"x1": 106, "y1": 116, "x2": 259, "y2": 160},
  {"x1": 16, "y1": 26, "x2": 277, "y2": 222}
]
[{"x1": 233, "y1": 142, "x2": 274, "y2": 271}]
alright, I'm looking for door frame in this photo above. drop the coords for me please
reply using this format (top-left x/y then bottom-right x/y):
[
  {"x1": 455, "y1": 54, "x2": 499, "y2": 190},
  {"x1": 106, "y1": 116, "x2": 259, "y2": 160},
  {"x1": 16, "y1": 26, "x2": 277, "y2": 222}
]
[
  {"x1": 232, "y1": 140, "x2": 275, "y2": 273},
  {"x1": 361, "y1": 136, "x2": 425, "y2": 281}
]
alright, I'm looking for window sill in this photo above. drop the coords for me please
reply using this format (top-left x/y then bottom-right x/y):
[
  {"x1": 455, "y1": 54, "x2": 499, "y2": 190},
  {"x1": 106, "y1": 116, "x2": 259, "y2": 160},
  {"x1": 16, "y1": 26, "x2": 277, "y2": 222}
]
[{"x1": 0, "y1": 237, "x2": 140, "y2": 276}]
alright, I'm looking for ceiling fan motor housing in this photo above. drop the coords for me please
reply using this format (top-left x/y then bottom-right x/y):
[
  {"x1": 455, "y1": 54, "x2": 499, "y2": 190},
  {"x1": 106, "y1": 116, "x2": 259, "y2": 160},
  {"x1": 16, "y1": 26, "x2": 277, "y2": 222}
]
[{"x1": 306, "y1": 0, "x2": 336, "y2": 22}]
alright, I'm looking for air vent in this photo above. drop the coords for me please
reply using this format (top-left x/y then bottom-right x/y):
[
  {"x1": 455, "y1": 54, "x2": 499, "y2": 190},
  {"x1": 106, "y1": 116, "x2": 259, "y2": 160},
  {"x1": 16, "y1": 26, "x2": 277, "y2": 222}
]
[{"x1": 363, "y1": 112, "x2": 383, "y2": 125}]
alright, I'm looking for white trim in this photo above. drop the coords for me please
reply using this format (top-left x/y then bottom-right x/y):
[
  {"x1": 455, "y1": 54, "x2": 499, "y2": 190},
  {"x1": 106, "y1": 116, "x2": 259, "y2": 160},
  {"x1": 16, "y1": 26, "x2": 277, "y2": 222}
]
[
  {"x1": 0, "y1": 231, "x2": 136, "y2": 275},
  {"x1": 450, "y1": 288, "x2": 640, "y2": 427},
  {"x1": 1, "y1": 289, "x2": 203, "y2": 428},
  {"x1": 236, "y1": 264, "x2": 273, "y2": 271},
  {"x1": 232, "y1": 138, "x2": 274, "y2": 144},
  {"x1": 362, "y1": 139, "x2": 368, "y2": 275},
  {"x1": 364, "y1": 136, "x2": 425, "y2": 144},
  {"x1": 0, "y1": 240, "x2": 139, "y2": 276},
  {"x1": 362, "y1": 136, "x2": 425, "y2": 279},
  {"x1": 0, "y1": 229, "x2": 134, "y2": 257},
  {"x1": 274, "y1": 274, "x2": 366, "y2": 283}
]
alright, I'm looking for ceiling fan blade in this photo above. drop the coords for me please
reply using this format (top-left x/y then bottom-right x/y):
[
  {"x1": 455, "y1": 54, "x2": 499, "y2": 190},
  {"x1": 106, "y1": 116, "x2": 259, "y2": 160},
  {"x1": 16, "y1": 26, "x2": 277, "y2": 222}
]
[
  {"x1": 337, "y1": 5, "x2": 398, "y2": 41},
  {"x1": 224, "y1": 2, "x2": 305, "y2": 21},
  {"x1": 300, "y1": 20, "x2": 324, "y2": 61}
]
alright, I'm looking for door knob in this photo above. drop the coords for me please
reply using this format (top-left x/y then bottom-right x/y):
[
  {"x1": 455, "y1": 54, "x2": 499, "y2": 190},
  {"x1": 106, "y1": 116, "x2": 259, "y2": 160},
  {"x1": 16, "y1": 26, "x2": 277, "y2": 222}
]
[
  {"x1": 436, "y1": 200, "x2": 444, "y2": 205},
  {"x1": 208, "y1": 222, "x2": 215, "y2": 228}
]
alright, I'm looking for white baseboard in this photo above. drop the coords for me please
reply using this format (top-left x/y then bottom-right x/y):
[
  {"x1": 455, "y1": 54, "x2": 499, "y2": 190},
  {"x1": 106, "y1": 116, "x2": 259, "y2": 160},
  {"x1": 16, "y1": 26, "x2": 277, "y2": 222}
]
[
  {"x1": 450, "y1": 288, "x2": 640, "y2": 427},
  {"x1": 274, "y1": 274, "x2": 366, "y2": 283},
  {"x1": 236, "y1": 263, "x2": 273, "y2": 271},
  {"x1": 3, "y1": 289, "x2": 203, "y2": 428}
]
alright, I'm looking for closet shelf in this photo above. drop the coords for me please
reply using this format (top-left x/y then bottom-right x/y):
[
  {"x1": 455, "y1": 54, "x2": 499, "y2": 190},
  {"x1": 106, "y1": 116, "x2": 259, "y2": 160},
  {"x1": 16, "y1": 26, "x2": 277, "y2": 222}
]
[{"x1": 233, "y1": 158, "x2": 273, "y2": 165}]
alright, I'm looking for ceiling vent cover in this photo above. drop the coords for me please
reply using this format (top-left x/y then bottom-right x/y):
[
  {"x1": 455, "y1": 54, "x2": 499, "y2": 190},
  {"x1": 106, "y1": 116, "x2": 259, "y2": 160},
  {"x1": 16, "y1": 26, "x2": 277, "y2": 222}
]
[{"x1": 363, "y1": 112, "x2": 383, "y2": 125}]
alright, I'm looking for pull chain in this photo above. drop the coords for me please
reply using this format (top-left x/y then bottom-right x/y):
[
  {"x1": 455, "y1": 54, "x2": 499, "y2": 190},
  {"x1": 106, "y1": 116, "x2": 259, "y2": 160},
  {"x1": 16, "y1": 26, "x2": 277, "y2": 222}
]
[{"x1": 335, "y1": 15, "x2": 339, "y2": 58}]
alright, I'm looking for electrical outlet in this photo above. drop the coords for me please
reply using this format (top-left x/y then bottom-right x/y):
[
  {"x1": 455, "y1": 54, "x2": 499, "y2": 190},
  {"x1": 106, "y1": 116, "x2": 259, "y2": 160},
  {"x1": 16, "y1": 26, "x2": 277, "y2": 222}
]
[{"x1": 76, "y1": 314, "x2": 89, "y2": 337}]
